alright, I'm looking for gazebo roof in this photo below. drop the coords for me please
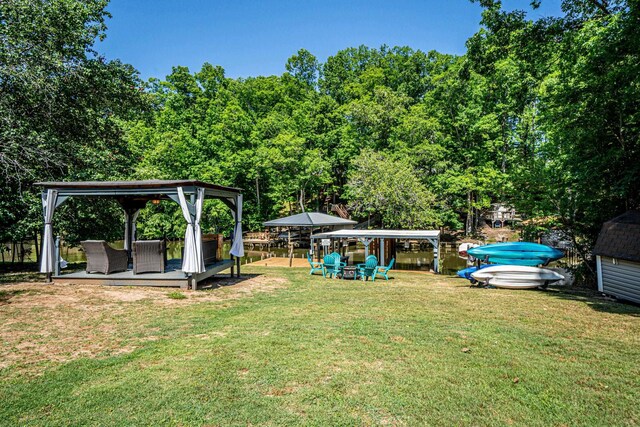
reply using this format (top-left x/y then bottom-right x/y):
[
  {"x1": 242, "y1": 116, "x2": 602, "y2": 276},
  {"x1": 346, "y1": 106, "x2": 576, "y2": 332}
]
[
  {"x1": 35, "y1": 180, "x2": 241, "y2": 199},
  {"x1": 263, "y1": 212, "x2": 356, "y2": 227}
]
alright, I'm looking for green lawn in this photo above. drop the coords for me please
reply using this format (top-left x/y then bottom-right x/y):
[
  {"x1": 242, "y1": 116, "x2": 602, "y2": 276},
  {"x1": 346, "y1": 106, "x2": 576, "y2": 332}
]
[{"x1": 1, "y1": 267, "x2": 639, "y2": 426}]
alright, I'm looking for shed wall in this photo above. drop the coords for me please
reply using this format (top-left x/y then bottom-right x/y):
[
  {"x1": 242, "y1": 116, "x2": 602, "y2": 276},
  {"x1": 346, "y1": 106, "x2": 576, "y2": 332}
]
[{"x1": 599, "y1": 256, "x2": 640, "y2": 304}]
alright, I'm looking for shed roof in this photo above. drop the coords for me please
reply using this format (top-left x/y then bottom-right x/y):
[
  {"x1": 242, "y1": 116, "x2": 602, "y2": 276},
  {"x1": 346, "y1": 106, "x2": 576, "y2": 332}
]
[
  {"x1": 263, "y1": 212, "x2": 356, "y2": 227},
  {"x1": 593, "y1": 210, "x2": 640, "y2": 263}
]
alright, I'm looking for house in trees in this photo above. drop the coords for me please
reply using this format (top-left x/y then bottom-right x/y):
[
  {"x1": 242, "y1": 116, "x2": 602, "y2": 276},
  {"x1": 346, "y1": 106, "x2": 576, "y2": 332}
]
[
  {"x1": 593, "y1": 211, "x2": 640, "y2": 304},
  {"x1": 483, "y1": 204, "x2": 521, "y2": 228}
]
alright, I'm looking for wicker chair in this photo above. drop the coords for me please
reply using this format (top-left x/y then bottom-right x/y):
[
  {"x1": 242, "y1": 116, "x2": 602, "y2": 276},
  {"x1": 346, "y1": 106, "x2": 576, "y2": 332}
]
[
  {"x1": 81, "y1": 240, "x2": 129, "y2": 274},
  {"x1": 133, "y1": 240, "x2": 166, "y2": 274}
]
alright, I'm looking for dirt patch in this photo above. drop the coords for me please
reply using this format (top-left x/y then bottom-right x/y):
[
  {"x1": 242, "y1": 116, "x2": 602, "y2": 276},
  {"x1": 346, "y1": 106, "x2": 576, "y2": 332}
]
[{"x1": 0, "y1": 274, "x2": 287, "y2": 377}]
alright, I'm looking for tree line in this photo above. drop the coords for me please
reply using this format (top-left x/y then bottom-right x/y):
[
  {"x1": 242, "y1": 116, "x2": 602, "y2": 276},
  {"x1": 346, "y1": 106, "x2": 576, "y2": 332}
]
[{"x1": 1, "y1": 0, "x2": 638, "y2": 274}]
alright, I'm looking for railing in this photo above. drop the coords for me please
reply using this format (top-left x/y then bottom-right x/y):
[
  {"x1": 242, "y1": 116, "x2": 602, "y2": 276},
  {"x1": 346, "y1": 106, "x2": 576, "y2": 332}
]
[
  {"x1": 244, "y1": 232, "x2": 274, "y2": 241},
  {"x1": 331, "y1": 204, "x2": 350, "y2": 219}
]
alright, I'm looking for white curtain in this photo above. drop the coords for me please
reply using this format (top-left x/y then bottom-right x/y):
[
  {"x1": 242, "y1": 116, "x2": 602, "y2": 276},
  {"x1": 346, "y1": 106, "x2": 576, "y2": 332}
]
[
  {"x1": 177, "y1": 187, "x2": 205, "y2": 274},
  {"x1": 194, "y1": 187, "x2": 205, "y2": 272},
  {"x1": 230, "y1": 194, "x2": 244, "y2": 258},
  {"x1": 40, "y1": 189, "x2": 58, "y2": 273}
]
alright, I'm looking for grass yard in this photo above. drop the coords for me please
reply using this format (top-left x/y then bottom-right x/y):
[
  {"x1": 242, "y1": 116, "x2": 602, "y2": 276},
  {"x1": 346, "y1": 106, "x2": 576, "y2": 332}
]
[{"x1": 1, "y1": 267, "x2": 639, "y2": 426}]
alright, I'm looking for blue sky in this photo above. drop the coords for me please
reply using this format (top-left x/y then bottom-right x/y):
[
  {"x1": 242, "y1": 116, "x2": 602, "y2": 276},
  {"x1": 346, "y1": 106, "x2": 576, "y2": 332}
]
[{"x1": 99, "y1": 0, "x2": 562, "y2": 81}]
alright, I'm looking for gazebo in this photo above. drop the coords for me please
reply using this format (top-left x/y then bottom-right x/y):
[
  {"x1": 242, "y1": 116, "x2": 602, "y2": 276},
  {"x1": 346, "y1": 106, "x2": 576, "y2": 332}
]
[
  {"x1": 36, "y1": 180, "x2": 244, "y2": 289},
  {"x1": 263, "y1": 212, "x2": 357, "y2": 228},
  {"x1": 263, "y1": 212, "x2": 356, "y2": 266}
]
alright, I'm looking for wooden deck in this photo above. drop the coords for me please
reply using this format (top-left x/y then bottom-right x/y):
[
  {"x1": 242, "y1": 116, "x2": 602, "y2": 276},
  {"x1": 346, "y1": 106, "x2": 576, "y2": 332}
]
[{"x1": 53, "y1": 259, "x2": 235, "y2": 289}]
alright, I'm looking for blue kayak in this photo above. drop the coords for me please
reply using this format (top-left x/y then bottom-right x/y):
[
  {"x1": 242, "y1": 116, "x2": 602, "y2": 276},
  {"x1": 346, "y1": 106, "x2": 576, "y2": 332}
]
[{"x1": 467, "y1": 242, "x2": 563, "y2": 266}]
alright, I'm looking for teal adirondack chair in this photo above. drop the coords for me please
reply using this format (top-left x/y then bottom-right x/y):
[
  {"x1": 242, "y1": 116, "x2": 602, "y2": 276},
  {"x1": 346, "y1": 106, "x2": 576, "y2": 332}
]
[
  {"x1": 357, "y1": 255, "x2": 379, "y2": 282},
  {"x1": 322, "y1": 252, "x2": 340, "y2": 278},
  {"x1": 307, "y1": 253, "x2": 323, "y2": 276},
  {"x1": 375, "y1": 258, "x2": 395, "y2": 280},
  {"x1": 322, "y1": 252, "x2": 344, "y2": 278}
]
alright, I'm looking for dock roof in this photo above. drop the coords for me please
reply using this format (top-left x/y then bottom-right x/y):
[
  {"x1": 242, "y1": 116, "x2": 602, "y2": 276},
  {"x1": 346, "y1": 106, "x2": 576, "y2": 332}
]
[{"x1": 311, "y1": 229, "x2": 440, "y2": 240}]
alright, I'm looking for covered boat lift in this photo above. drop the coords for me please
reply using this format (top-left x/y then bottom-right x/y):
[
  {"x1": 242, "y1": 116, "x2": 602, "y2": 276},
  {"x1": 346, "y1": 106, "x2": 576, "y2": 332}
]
[
  {"x1": 310, "y1": 229, "x2": 441, "y2": 273},
  {"x1": 36, "y1": 180, "x2": 244, "y2": 289}
]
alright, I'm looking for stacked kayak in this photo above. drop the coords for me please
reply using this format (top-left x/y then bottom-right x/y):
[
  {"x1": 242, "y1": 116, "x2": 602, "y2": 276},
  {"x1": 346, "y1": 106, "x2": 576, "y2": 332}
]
[
  {"x1": 466, "y1": 242, "x2": 564, "y2": 266},
  {"x1": 456, "y1": 242, "x2": 565, "y2": 289},
  {"x1": 470, "y1": 265, "x2": 564, "y2": 289}
]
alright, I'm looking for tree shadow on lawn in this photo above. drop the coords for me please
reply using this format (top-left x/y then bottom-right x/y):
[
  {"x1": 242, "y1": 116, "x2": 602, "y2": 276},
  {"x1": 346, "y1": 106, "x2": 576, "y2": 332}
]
[
  {"x1": 197, "y1": 273, "x2": 265, "y2": 290},
  {"x1": 0, "y1": 289, "x2": 30, "y2": 305},
  {"x1": 460, "y1": 278, "x2": 640, "y2": 316},
  {"x1": 0, "y1": 262, "x2": 86, "y2": 284},
  {"x1": 542, "y1": 285, "x2": 640, "y2": 316}
]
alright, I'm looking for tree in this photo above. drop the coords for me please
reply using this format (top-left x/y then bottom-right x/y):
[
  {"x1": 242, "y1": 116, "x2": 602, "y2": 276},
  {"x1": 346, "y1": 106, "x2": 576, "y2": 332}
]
[
  {"x1": 344, "y1": 150, "x2": 440, "y2": 229},
  {"x1": 0, "y1": 0, "x2": 148, "y2": 250},
  {"x1": 285, "y1": 49, "x2": 319, "y2": 88},
  {"x1": 466, "y1": 0, "x2": 639, "y2": 274}
]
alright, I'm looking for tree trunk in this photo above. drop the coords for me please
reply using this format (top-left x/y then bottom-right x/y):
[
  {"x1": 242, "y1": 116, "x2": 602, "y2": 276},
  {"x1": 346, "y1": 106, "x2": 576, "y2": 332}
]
[
  {"x1": 255, "y1": 176, "x2": 261, "y2": 214},
  {"x1": 465, "y1": 192, "x2": 472, "y2": 235}
]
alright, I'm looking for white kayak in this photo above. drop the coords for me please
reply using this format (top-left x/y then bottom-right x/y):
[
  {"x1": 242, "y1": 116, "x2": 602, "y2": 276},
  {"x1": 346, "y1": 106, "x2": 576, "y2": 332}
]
[{"x1": 470, "y1": 265, "x2": 565, "y2": 289}]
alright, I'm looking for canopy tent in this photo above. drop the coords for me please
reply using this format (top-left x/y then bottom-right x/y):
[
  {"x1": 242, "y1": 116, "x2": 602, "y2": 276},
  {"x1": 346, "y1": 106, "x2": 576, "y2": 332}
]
[
  {"x1": 310, "y1": 229, "x2": 441, "y2": 273},
  {"x1": 36, "y1": 180, "x2": 243, "y2": 283},
  {"x1": 263, "y1": 212, "x2": 356, "y2": 227}
]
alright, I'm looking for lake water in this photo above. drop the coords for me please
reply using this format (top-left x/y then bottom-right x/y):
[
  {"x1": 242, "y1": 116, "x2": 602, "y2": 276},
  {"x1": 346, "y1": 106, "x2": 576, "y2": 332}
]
[{"x1": 5, "y1": 240, "x2": 469, "y2": 275}]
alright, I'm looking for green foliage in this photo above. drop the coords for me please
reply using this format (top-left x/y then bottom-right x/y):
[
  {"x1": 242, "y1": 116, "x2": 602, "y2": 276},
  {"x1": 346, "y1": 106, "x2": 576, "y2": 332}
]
[
  {"x1": 344, "y1": 150, "x2": 440, "y2": 228},
  {"x1": 0, "y1": 0, "x2": 148, "y2": 246},
  {"x1": 466, "y1": 0, "x2": 640, "y2": 258}
]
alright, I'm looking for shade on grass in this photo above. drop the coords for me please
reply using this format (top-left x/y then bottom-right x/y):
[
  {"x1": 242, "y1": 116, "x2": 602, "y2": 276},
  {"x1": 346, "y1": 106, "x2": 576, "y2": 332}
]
[{"x1": 1, "y1": 267, "x2": 639, "y2": 426}]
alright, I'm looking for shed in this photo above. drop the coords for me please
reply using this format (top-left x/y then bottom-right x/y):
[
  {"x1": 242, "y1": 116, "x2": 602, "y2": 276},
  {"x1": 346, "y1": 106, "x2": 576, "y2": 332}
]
[{"x1": 593, "y1": 210, "x2": 640, "y2": 303}]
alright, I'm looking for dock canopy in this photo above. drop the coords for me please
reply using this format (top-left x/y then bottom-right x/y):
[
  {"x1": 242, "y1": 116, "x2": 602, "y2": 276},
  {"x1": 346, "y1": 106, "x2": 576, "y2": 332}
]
[
  {"x1": 35, "y1": 180, "x2": 243, "y2": 277},
  {"x1": 263, "y1": 212, "x2": 356, "y2": 227},
  {"x1": 310, "y1": 229, "x2": 441, "y2": 273}
]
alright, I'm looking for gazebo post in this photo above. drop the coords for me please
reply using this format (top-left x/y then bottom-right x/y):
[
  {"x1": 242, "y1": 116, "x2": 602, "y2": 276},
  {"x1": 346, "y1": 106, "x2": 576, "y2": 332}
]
[
  {"x1": 430, "y1": 236, "x2": 440, "y2": 274},
  {"x1": 236, "y1": 208, "x2": 241, "y2": 278}
]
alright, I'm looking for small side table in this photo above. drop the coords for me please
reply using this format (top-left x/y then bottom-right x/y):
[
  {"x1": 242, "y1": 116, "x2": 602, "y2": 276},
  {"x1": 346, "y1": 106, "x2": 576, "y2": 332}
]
[{"x1": 341, "y1": 266, "x2": 358, "y2": 280}]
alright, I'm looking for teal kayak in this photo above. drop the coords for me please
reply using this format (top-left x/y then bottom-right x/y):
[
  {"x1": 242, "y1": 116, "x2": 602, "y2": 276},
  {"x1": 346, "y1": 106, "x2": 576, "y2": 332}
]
[{"x1": 467, "y1": 242, "x2": 564, "y2": 266}]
